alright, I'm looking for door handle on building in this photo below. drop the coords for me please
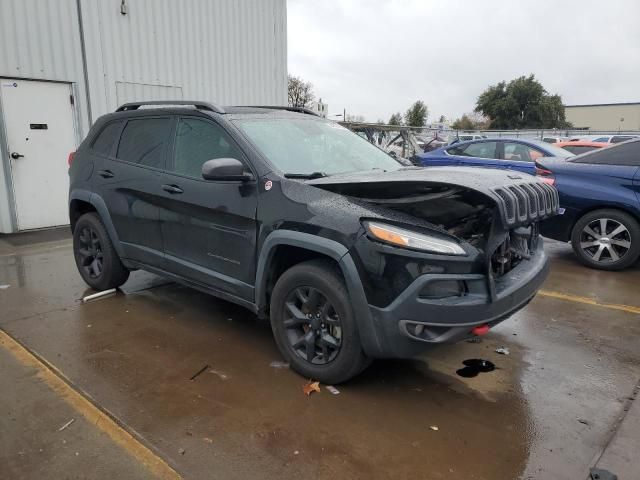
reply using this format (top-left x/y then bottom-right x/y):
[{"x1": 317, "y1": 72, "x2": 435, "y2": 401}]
[{"x1": 10, "y1": 152, "x2": 24, "y2": 159}]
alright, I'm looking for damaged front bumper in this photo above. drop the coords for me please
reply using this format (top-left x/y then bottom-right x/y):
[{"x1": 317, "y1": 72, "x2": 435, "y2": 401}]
[{"x1": 365, "y1": 241, "x2": 549, "y2": 358}]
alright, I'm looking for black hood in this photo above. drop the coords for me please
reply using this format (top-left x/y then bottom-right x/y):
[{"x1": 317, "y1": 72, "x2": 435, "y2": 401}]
[{"x1": 307, "y1": 167, "x2": 559, "y2": 228}]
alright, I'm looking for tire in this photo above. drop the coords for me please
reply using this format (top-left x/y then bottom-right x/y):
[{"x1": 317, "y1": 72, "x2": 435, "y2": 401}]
[
  {"x1": 270, "y1": 259, "x2": 371, "y2": 384},
  {"x1": 570, "y1": 209, "x2": 640, "y2": 271},
  {"x1": 73, "y1": 212, "x2": 130, "y2": 290}
]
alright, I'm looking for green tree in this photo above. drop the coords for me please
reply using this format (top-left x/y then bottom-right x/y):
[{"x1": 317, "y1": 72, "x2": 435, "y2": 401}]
[
  {"x1": 404, "y1": 100, "x2": 428, "y2": 127},
  {"x1": 475, "y1": 74, "x2": 570, "y2": 129},
  {"x1": 388, "y1": 112, "x2": 403, "y2": 126},
  {"x1": 451, "y1": 114, "x2": 475, "y2": 130}
]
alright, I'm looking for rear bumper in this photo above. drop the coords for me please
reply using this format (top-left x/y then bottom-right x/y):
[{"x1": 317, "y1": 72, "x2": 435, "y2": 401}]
[{"x1": 366, "y1": 242, "x2": 549, "y2": 358}]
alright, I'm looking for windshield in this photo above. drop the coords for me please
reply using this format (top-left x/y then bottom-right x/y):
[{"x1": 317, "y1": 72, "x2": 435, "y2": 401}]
[{"x1": 234, "y1": 117, "x2": 402, "y2": 176}]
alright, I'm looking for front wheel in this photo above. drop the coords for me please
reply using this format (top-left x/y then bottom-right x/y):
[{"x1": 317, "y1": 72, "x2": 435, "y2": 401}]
[
  {"x1": 270, "y1": 260, "x2": 371, "y2": 384},
  {"x1": 570, "y1": 209, "x2": 640, "y2": 271}
]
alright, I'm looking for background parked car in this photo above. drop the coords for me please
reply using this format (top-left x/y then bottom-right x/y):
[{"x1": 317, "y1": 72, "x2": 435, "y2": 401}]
[
  {"x1": 416, "y1": 137, "x2": 574, "y2": 174},
  {"x1": 541, "y1": 136, "x2": 570, "y2": 144},
  {"x1": 572, "y1": 134, "x2": 639, "y2": 144},
  {"x1": 537, "y1": 139, "x2": 640, "y2": 270},
  {"x1": 555, "y1": 140, "x2": 607, "y2": 155}
]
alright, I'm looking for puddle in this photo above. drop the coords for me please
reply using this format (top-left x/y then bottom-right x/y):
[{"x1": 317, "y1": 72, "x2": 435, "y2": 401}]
[{"x1": 456, "y1": 359, "x2": 496, "y2": 378}]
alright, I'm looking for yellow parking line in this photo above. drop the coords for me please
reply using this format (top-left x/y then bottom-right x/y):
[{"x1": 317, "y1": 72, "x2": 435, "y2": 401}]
[
  {"x1": 0, "y1": 329, "x2": 181, "y2": 480},
  {"x1": 538, "y1": 290, "x2": 640, "y2": 315}
]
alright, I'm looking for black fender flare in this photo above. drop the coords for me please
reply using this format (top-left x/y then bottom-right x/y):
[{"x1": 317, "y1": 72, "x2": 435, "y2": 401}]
[
  {"x1": 254, "y1": 230, "x2": 383, "y2": 357},
  {"x1": 69, "y1": 189, "x2": 125, "y2": 258}
]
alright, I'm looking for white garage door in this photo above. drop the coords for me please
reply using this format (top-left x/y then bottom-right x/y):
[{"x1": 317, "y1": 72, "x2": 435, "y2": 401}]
[{"x1": 1, "y1": 79, "x2": 77, "y2": 230}]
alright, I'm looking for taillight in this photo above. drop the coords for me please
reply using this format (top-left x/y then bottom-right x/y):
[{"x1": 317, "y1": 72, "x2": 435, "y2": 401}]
[
  {"x1": 68, "y1": 151, "x2": 75, "y2": 167},
  {"x1": 535, "y1": 167, "x2": 555, "y2": 185}
]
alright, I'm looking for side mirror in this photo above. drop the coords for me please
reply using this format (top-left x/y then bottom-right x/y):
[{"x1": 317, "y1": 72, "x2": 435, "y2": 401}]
[{"x1": 201, "y1": 158, "x2": 252, "y2": 181}]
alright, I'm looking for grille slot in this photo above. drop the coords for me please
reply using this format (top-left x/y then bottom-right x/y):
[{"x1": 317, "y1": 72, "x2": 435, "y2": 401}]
[{"x1": 492, "y1": 182, "x2": 558, "y2": 226}]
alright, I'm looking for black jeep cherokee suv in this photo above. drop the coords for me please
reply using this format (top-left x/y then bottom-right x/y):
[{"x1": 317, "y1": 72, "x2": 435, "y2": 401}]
[{"x1": 69, "y1": 101, "x2": 558, "y2": 383}]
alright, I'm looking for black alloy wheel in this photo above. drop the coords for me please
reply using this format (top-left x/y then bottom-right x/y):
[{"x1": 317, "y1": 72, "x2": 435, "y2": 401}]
[{"x1": 283, "y1": 286, "x2": 343, "y2": 365}]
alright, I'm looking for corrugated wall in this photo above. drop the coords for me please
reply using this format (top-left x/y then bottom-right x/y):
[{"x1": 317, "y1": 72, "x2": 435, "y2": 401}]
[
  {"x1": 0, "y1": 0, "x2": 287, "y2": 232},
  {"x1": 79, "y1": 0, "x2": 288, "y2": 120}
]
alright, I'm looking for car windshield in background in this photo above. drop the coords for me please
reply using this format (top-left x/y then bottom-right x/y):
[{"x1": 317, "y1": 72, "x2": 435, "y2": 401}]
[{"x1": 235, "y1": 118, "x2": 402, "y2": 176}]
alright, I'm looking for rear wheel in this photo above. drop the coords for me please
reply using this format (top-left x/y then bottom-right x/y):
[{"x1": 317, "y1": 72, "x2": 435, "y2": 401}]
[
  {"x1": 73, "y1": 212, "x2": 130, "y2": 290},
  {"x1": 570, "y1": 209, "x2": 640, "y2": 270},
  {"x1": 270, "y1": 260, "x2": 371, "y2": 384}
]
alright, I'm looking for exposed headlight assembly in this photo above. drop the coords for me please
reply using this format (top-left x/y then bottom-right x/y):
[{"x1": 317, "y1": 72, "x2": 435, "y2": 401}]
[{"x1": 364, "y1": 221, "x2": 466, "y2": 256}]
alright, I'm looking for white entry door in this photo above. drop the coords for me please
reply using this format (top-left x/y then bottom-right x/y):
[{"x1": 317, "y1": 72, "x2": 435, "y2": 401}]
[{"x1": 1, "y1": 79, "x2": 77, "y2": 230}]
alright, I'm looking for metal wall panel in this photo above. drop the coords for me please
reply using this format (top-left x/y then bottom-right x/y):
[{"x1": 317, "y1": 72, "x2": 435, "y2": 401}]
[{"x1": 79, "y1": 0, "x2": 288, "y2": 117}]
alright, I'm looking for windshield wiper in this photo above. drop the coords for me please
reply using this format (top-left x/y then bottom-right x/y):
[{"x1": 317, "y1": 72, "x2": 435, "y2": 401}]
[{"x1": 283, "y1": 171, "x2": 328, "y2": 179}]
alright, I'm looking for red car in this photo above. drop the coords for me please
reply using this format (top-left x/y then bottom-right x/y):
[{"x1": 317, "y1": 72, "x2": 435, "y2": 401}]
[{"x1": 555, "y1": 141, "x2": 607, "y2": 155}]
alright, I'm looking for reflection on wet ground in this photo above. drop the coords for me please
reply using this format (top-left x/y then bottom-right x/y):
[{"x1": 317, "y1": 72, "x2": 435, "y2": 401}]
[{"x1": 1, "y1": 232, "x2": 639, "y2": 479}]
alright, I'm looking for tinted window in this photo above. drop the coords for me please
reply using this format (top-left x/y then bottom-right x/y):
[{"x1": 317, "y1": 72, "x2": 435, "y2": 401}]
[
  {"x1": 593, "y1": 137, "x2": 610, "y2": 143},
  {"x1": 562, "y1": 145, "x2": 600, "y2": 155},
  {"x1": 572, "y1": 140, "x2": 640, "y2": 166},
  {"x1": 453, "y1": 141, "x2": 497, "y2": 158},
  {"x1": 172, "y1": 118, "x2": 245, "y2": 178},
  {"x1": 117, "y1": 118, "x2": 171, "y2": 169},
  {"x1": 503, "y1": 142, "x2": 544, "y2": 162},
  {"x1": 91, "y1": 121, "x2": 123, "y2": 156},
  {"x1": 611, "y1": 136, "x2": 637, "y2": 144}
]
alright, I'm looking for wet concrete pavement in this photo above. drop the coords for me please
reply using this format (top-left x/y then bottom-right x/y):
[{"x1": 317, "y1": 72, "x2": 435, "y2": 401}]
[{"x1": 1, "y1": 230, "x2": 639, "y2": 479}]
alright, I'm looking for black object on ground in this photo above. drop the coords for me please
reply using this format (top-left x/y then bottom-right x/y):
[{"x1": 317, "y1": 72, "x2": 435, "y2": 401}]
[
  {"x1": 590, "y1": 467, "x2": 618, "y2": 480},
  {"x1": 189, "y1": 364, "x2": 210, "y2": 381},
  {"x1": 456, "y1": 359, "x2": 496, "y2": 378}
]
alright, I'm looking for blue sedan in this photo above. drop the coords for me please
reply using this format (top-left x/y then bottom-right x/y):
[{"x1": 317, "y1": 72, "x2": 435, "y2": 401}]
[
  {"x1": 538, "y1": 139, "x2": 640, "y2": 270},
  {"x1": 416, "y1": 137, "x2": 573, "y2": 175}
]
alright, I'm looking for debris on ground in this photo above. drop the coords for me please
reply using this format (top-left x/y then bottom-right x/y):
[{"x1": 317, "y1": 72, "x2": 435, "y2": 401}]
[
  {"x1": 495, "y1": 346, "x2": 510, "y2": 355},
  {"x1": 294, "y1": 450, "x2": 300, "y2": 455},
  {"x1": 58, "y1": 418, "x2": 75, "y2": 432},
  {"x1": 325, "y1": 385, "x2": 340, "y2": 395},
  {"x1": 209, "y1": 369, "x2": 229, "y2": 380},
  {"x1": 590, "y1": 467, "x2": 618, "y2": 480},
  {"x1": 178, "y1": 448, "x2": 186, "y2": 455},
  {"x1": 203, "y1": 437, "x2": 213, "y2": 444},
  {"x1": 81, "y1": 288, "x2": 116, "y2": 303},
  {"x1": 270, "y1": 361, "x2": 290, "y2": 369},
  {"x1": 0, "y1": 284, "x2": 10, "y2": 290},
  {"x1": 456, "y1": 359, "x2": 496, "y2": 378},
  {"x1": 465, "y1": 337, "x2": 482, "y2": 343},
  {"x1": 577, "y1": 418, "x2": 591, "y2": 426},
  {"x1": 303, "y1": 381, "x2": 321, "y2": 396},
  {"x1": 189, "y1": 364, "x2": 210, "y2": 381},
  {"x1": 429, "y1": 425, "x2": 439, "y2": 431}
]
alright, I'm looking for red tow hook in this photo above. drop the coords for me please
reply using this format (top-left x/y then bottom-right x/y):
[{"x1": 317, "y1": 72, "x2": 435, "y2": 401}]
[{"x1": 471, "y1": 324, "x2": 490, "y2": 336}]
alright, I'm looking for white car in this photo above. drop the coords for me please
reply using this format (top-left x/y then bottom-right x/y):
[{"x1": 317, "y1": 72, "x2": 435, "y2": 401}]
[{"x1": 572, "y1": 134, "x2": 639, "y2": 144}]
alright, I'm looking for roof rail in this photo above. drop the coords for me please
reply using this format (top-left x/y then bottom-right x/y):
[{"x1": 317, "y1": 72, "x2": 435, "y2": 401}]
[
  {"x1": 115, "y1": 100, "x2": 225, "y2": 114},
  {"x1": 246, "y1": 105, "x2": 320, "y2": 117}
]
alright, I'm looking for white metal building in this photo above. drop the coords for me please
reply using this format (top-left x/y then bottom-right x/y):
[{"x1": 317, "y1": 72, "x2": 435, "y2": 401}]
[
  {"x1": 0, "y1": 0, "x2": 287, "y2": 233},
  {"x1": 564, "y1": 102, "x2": 640, "y2": 131}
]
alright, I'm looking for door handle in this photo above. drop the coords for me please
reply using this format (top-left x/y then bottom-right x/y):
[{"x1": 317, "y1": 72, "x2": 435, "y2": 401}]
[
  {"x1": 98, "y1": 169, "x2": 114, "y2": 178},
  {"x1": 162, "y1": 184, "x2": 183, "y2": 194},
  {"x1": 11, "y1": 152, "x2": 24, "y2": 159}
]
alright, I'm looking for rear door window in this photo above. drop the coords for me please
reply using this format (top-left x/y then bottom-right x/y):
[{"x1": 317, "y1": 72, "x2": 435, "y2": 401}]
[
  {"x1": 117, "y1": 118, "x2": 172, "y2": 169},
  {"x1": 91, "y1": 121, "x2": 123, "y2": 156},
  {"x1": 503, "y1": 142, "x2": 543, "y2": 162},
  {"x1": 171, "y1": 118, "x2": 245, "y2": 178}
]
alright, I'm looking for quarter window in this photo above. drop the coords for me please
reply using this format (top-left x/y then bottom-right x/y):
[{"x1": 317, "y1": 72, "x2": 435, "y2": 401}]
[
  {"x1": 117, "y1": 118, "x2": 172, "y2": 169},
  {"x1": 571, "y1": 141, "x2": 640, "y2": 166},
  {"x1": 91, "y1": 121, "x2": 123, "y2": 156},
  {"x1": 172, "y1": 118, "x2": 245, "y2": 178}
]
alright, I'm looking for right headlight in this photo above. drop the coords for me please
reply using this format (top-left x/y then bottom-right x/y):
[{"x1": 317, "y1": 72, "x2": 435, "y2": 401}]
[{"x1": 363, "y1": 221, "x2": 466, "y2": 256}]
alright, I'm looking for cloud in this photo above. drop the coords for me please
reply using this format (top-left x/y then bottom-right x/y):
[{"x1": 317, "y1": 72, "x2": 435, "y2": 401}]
[{"x1": 287, "y1": 0, "x2": 640, "y2": 122}]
